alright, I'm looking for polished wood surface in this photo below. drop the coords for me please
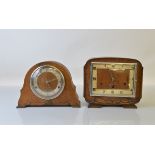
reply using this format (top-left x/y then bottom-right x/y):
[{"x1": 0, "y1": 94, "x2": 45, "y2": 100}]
[
  {"x1": 97, "y1": 69, "x2": 130, "y2": 89},
  {"x1": 84, "y1": 57, "x2": 143, "y2": 108},
  {"x1": 18, "y1": 61, "x2": 80, "y2": 108}
]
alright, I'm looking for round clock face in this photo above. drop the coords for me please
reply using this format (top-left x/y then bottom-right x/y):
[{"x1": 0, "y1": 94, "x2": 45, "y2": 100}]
[{"x1": 30, "y1": 65, "x2": 65, "y2": 100}]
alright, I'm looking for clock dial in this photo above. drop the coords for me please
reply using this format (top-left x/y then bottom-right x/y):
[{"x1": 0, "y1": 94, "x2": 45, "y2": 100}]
[
  {"x1": 90, "y1": 62, "x2": 137, "y2": 97},
  {"x1": 30, "y1": 65, "x2": 65, "y2": 100},
  {"x1": 37, "y1": 72, "x2": 58, "y2": 91}
]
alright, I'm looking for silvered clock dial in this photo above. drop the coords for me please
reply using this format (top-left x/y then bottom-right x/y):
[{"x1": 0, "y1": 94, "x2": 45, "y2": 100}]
[{"x1": 30, "y1": 65, "x2": 65, "y2": 100}]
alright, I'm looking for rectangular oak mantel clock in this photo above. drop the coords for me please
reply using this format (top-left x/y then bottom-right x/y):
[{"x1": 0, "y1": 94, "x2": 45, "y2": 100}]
[{"x1": 84, "y1": 57, "x2": 143, "y2": 108}]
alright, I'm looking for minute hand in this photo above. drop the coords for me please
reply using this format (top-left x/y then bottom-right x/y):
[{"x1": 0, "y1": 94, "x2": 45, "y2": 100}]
[{"x1": 46, "y1": 78, "x2": 57, "y2": 84}]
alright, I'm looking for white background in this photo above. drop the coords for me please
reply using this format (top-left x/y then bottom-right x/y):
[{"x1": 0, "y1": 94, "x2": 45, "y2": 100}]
[
  {"x1": 0, "y1": 29, "x2": 155, "y2": 86},
  {"x1": 0, "y1": 0, "x2": 155, "y2": 155},
  {"x1": 0, "y1": 29, "x2": 155, "y2": 125}
]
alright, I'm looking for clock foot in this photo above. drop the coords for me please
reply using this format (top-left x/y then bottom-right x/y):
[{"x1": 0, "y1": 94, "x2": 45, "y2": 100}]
[
  {"x1": 122, "y1": 104, "x2": 137, "y2": 109},
  {"x1": 16, "y1": 105, "x2": 27, "y2": 108},
  {"x1": 72, "y1": 104, "x2": 81, "y2": 108},
  {"x1": 88, "y1": 104, "x2": 103, "y2": 108}
]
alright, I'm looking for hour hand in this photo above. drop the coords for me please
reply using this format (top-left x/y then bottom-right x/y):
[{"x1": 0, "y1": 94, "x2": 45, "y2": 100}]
[
  {"x1": 109, "y1": 71, "x2": 115, "y2": 82},
  {"x1": 111, "y1": 76, "x2": 115, "y2": 82},
  {"x1": 46, "y1": 79, "x2": 57, "y2": 84}
]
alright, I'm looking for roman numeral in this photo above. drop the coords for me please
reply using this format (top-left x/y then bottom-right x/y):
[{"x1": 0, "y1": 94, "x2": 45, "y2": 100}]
[{"x1": 93, "y1": 88, "x2": 96, "y2": 91}]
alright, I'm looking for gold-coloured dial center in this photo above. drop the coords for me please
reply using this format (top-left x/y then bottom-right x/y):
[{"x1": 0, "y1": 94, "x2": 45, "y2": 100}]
[{"x1": 37, "y1": 72, "x2": 58, "y2": 91}]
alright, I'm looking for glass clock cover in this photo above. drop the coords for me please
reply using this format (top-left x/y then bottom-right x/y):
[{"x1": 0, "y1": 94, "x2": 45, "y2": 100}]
[
  {"x1": 90, "y1": 62, "x2": 137, "y2": 97},
  {"x1": 30, "y1": 65, "x2": 65, "y2": 100}
]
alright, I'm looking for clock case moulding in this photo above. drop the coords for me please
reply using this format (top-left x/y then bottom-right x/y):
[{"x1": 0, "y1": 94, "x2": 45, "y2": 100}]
[
  {"x1": 84, "y1": 57, "x2": 143, "y2": 108},
  {"x1": 18, "y1": 61, "x2": 80, "y2": 108}
]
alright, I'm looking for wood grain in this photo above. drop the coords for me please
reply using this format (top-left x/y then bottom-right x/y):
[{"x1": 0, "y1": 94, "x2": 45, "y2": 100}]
[
  {"x1": 84, "y1": 57, "x2": 143, "y2": 108},
  {"x1": 18, "y1": 61, "x2": 80, "y2": 108}
]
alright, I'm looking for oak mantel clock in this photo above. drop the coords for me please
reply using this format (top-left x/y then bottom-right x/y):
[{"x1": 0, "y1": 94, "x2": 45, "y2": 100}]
[
  {"x1": 18, "y1": 61, "x2": 80, "y2": 108},
  {"x1": 84, "y1": 57, "x2": 143, "y2": 108}
]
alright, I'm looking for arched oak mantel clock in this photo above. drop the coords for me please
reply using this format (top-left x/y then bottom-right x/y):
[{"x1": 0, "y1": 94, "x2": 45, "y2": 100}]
[{"x1": 18, "y1": 61, "x2": 80, "y2": 108}]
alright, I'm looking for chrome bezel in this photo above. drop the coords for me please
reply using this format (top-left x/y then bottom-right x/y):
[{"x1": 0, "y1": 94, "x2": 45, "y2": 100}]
[{"x1": 30, "y1": 65, "x2": 65, "y2": 100}]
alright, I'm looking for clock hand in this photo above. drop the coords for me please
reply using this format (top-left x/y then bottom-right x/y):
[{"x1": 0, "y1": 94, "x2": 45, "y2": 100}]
[
  {"x1": 108, "y1": 70, "x2": 116, "y2": 88},
  {"x1": 45, "y1": 78, "x2": 57, "y2": 84},
  {"x1": 45, "y1": 78, "x2": 58, "y2": 89},
  {"x1": 50, "y1": 78, "x2": 57, "y2": 82},
  {"x1": 47, "y1": 83, "x2": 53, "y2": 89},
  {"x1": 109, "y1": 70, "x2": 115, "y2": 82}
]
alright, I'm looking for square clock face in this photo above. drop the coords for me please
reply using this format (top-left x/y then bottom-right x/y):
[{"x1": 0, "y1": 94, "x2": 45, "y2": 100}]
[{"x1": 90, "y1": 62, "x2": 137, "y2": 98}]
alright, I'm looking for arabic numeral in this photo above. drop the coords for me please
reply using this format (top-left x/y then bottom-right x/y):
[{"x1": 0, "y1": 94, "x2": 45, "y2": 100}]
[{"x1": 111, "y1": 90, "x2": 114, "y2": 94}]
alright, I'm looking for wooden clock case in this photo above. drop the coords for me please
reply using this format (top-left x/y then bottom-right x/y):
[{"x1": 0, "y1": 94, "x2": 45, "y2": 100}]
[
  {"x1": 84, "y1": 57, "x2": 143, "y2": 108},
  {"x1": 18, "y1": 61, "x2": 80, "y2": 108}
]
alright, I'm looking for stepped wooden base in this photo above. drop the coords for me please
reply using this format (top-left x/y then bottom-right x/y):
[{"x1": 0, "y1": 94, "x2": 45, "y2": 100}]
[{"x1": 88, "y1": 103, "x2": 137, "y2": 109}]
